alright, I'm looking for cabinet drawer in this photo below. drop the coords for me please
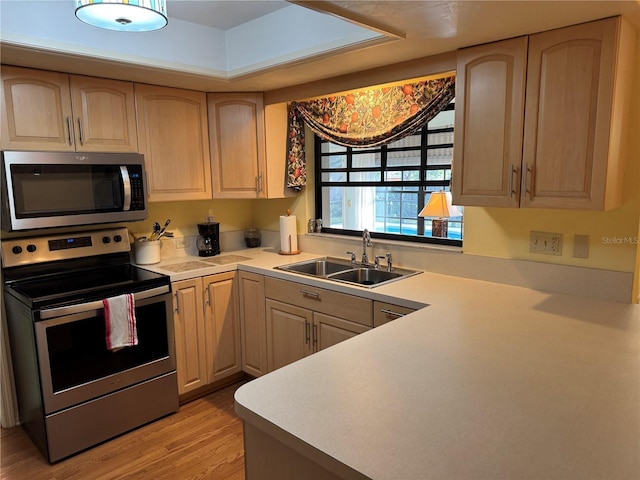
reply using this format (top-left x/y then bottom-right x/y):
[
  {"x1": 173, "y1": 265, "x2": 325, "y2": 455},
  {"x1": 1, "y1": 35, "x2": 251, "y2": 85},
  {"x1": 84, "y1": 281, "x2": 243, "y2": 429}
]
[
  {"x1": 265, "y1": 277, "x2": 372, "y2": 327},
  {"x1": 373, "y1": 301, "x2": 417, "y2": 327}
]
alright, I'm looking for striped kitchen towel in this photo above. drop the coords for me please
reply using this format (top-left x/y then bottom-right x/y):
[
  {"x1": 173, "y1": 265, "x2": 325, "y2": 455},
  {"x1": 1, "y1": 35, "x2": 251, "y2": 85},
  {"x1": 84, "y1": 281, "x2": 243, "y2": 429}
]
[{"x1": 103, "y1": 293, "x2": 138, "y2": 351}]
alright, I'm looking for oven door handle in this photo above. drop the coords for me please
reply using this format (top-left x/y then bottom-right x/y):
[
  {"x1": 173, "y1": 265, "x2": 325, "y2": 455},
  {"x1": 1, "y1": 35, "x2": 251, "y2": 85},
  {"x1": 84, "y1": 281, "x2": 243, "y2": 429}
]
[{"x1": 39, "y1": 285, "x2": 170, "y2": 320}]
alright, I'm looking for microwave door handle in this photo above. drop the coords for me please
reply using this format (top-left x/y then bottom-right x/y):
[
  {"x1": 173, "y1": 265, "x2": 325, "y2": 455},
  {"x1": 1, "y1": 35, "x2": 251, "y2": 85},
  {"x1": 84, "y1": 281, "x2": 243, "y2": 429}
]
[{"x1": 120, "y1": 166, "x2": 132, "y2": 211}]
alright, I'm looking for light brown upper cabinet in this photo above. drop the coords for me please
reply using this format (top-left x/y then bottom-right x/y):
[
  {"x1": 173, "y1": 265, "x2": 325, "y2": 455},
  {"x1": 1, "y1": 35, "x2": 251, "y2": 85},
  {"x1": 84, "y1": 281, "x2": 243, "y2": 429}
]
[
  {"x1": 453, "y1": 17, "x2": 635, "y2": 210},
  {"x1": 208, "y1": 93, "x2": 295, "y2": 199},
  {"x1": 1, "y1": 66, "x2": 138, "y2": 152},
  {"x1": 208, "y1": 93, "x2": 266, "y2": 198},
  {"x1": 135, "y1": 84, "x2": 212, "y2": 202}
]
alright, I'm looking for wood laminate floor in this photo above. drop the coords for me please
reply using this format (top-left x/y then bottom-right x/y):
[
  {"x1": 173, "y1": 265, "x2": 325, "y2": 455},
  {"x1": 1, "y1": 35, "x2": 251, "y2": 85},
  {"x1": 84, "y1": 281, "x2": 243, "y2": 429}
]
[{"x1": 0, "y1": 382, "x2": 246, "y2": 480}]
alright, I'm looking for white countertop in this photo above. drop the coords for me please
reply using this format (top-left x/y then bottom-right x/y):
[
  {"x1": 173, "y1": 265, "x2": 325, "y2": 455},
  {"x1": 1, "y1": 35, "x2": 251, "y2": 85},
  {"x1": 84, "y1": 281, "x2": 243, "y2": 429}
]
[
  {"x1": 136, "y1": 247, "x2": 429, "y2": 309},
  {"x1": 139, "y1": 248, "x2": 640, "y2": 479}
]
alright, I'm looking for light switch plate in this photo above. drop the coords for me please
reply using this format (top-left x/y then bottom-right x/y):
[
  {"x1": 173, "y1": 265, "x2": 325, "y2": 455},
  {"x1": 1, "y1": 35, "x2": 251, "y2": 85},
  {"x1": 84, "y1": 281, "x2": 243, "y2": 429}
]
[
  {"x1": 529, "y1": 231, "x2": 563, "y2": 256},
  {"x1": 573, "y1": 234, "x2": 589, "y2": 258}
]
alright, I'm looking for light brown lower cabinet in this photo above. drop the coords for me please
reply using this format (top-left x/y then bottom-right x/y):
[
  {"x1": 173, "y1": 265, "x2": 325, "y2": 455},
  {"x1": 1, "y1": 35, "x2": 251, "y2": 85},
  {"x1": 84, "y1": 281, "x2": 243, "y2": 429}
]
[
  {"x1": 266, "y1": 299, "x2": 313, "y2": 370},
  {"x1": 238, "y1": 271, "x2": 269, "y2": 377},
  {"x1": 264, "y1": 277, "x2": 372, "y2": 371},
  {"x1": 238, "y1": 274, "x2": 422, "y2": 376},
  {"x1": 172, "y1": 271, "x2": 241, "y2": 395},
  {"x1": 266, "y1": 299, "x2": 371, "y2": 371}
]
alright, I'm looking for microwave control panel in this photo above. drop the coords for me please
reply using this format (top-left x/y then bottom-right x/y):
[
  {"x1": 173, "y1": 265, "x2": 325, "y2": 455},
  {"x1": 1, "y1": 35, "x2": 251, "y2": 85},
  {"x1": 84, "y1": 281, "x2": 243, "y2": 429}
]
[{"x1": 128, "y1": 166, "x2": 145, "y2": 211}]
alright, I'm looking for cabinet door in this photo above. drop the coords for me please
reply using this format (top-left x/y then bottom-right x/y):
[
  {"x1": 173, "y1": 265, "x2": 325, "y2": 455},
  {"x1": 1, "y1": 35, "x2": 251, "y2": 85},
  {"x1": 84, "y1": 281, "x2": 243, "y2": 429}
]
[
  {"x1": 208, "y1": 93, "x2": 266, "y2": 199},
  {"x1": 69, "y1": 75, "x2": 138, "y2": 152},
  {"x1": 238, "y1": 271, "x2": 268, "y2": 377},
  {"x1": 1, "y1": 66, "x2": 74, "y2": 151},
  {"x1": 135, "y1": 84, "x2": 212, "y2": 201},
  {"x1": 266, "y1": 299, "x2": 313, "y2": 371},
  {"x1": 314, "y1": 312, "x2": 370, "y2": 352},
  {"x1": 172, "y1": 279, "x2": 208, "y2": 395},
  {"x1": 203, "y1": 272, "x2": 242, "y2": 383},
  {"x1": 452, "y1": 36, "x2": 527, "y2": 207},
  {"x1": 522, "y1": 17, "x2": 626, "y2": 209}
]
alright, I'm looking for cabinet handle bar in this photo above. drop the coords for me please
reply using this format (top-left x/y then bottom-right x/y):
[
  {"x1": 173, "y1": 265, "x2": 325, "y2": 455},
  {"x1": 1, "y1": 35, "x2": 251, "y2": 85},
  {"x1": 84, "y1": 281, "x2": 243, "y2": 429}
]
[
  {"x1": 66, "y1": 117, "x2": 73, "y2": 145},
  {"x1": 305, "y1": 320, "x2": 310, "y2": 344},
  {"x1": 524, "y1": 163, "x2": 534, "y2": 198},
  {"x1": 380, "y1": 309, "x2": 406, "y2": 318},
  {"x1": 300, "y1": 290, "x2": 320, "y2": 300},
  {"x1": 77, "y1": 117, "x2": 84, "y2": 145}
]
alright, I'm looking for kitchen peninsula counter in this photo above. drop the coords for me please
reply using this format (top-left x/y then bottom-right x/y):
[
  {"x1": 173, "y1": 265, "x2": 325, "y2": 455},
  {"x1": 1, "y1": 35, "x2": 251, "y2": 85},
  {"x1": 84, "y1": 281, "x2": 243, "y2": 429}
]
[
  {"x1": 234, "y1": 251, "x2": 639, "y2": 480},
  {"x1": 141, "y1": 247, "x2": 640, "y2": 479}
]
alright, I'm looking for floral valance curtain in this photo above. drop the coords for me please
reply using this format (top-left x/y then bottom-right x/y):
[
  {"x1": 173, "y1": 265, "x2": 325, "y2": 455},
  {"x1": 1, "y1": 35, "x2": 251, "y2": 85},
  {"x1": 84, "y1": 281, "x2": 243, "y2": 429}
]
[{"x1": 286, "y1": 75, "x2": 455, "y2": 190}]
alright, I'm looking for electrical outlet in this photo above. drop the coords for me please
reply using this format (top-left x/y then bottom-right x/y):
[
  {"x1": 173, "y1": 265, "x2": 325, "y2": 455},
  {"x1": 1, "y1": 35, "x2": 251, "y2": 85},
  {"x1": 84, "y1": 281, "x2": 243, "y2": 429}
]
[
  {"x1": 175, "y1": 237, "x2": 190, "y2": 249},
  {"x1": 529, "y1": 231, "x2": 563, "y2": 256}
]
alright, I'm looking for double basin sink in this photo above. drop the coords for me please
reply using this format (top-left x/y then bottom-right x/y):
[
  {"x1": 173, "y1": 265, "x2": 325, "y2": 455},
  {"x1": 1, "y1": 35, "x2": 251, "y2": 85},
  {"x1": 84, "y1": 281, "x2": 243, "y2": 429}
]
[{"x1": 276, "y1": 256, "x2": 421, "y2": 288}]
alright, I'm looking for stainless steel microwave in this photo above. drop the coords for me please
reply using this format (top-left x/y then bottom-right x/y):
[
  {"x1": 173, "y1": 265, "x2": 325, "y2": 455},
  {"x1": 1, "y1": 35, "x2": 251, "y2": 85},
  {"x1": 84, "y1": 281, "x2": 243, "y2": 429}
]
[{"x1": 1, "y1": 151, "x2": 148, "y2": 232}]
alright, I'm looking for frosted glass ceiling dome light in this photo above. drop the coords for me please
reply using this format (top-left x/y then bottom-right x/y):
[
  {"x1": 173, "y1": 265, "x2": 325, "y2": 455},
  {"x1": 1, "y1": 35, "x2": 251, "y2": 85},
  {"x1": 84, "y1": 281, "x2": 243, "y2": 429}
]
[{"x1": 75, "y1": 0, "x2": 168, "y2": 32}]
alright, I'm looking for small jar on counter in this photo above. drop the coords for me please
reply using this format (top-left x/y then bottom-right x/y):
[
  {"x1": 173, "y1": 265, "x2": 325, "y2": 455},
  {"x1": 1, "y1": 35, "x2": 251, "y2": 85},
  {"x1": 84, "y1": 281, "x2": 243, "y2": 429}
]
[{"x1": 244, "y1": 228, "x2": 261, "y2": 248}]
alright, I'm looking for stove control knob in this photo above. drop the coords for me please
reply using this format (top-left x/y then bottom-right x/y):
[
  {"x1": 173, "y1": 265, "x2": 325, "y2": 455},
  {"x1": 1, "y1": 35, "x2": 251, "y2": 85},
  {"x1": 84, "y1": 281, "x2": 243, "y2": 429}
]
[
  {"x1": 26, "y1": 244, "x2": 36, "y2": 253},
  {"x1": 102, "y1": 236, "x2": 111, "y2": 244},
  {"x1": 114, "y1": 235, "x2": 123, "y2": 243},
  {"x1": 12, "y1": 246, "x2": 22, "y2": 255}
]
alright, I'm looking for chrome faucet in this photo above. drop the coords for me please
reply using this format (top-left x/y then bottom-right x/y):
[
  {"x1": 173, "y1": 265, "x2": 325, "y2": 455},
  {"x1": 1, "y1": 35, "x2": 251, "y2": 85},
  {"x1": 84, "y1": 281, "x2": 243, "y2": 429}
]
[{"x1": 361, "y1": 228, "x2": 371, "y2": 264}]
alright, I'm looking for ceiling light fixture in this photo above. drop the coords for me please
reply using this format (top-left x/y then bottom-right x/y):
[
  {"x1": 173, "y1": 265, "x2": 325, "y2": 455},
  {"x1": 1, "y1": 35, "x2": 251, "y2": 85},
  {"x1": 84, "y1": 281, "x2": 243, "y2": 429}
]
[{"x1": 75, "y1": 0, "x2": 168, "y2": 32}]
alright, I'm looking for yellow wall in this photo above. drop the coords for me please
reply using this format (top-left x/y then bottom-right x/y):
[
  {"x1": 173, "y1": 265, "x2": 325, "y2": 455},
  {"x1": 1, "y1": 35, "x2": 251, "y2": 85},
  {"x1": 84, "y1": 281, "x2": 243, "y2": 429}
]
[
  {"x1": 129, "y1": 199, "x2": 254, "y2": 238},
  {"x1": 632, "y1": 35, "x2": 640, "y2": 301},
  {"x1": 137, "y1": 34, "x2": 640, "y2": 280},
  {"x1": 463, "y1": 203, "x2": 638, "y2": 272}
]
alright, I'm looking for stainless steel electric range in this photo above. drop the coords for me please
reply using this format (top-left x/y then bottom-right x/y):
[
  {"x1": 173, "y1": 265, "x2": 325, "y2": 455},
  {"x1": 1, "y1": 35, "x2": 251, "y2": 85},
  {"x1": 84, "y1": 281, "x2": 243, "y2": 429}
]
[{"x1": 1, "y1": 227, "x2": 178, "y2": 462}]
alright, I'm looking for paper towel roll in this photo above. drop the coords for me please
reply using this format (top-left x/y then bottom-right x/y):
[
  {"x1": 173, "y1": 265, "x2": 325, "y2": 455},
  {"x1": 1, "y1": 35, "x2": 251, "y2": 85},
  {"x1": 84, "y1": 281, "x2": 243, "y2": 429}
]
[{"x1": 279, "y1": 215, "x2": 298, "y2": 253}]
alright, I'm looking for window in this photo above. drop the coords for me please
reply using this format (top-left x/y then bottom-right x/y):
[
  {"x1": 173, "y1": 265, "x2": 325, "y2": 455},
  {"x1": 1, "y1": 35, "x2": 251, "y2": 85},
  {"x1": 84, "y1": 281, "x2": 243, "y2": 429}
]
[{"x1": 314, "y1": 100, "x2": 461, "y2": 246}]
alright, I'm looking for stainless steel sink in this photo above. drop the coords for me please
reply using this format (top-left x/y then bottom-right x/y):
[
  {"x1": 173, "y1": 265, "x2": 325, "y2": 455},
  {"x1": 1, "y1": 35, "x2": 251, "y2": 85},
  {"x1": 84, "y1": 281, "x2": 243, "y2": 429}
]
[
  {"x1": 279, "y1": 257, "x2": 353, "y2": 277},
  {"x1": 276, "y1": 257, "x2": 421, "y2": 288},
  {"x1": 328, "y1": 268, "x2": 403, "y2": 286}
]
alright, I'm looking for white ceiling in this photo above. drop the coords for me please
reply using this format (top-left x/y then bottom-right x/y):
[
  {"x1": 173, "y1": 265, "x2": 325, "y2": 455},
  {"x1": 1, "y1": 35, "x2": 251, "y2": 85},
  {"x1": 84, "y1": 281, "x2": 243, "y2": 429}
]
[
  {"x1": 1, "y1": 1, "x2": 639, "y2": 94},
  {"x1": 167, "y1": 0, "x2": 290, "y2": 29}
]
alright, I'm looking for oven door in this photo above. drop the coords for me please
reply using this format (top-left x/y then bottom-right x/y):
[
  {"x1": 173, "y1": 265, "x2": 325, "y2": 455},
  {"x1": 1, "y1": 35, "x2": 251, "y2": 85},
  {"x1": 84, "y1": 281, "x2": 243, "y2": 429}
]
[{"x1": 35, "y1": 286, "x2": 175, "y2": 415}]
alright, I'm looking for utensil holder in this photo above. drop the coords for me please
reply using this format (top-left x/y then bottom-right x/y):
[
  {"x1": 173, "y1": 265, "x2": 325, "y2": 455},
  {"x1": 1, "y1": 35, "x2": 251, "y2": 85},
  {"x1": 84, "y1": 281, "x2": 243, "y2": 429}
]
[{"x1": 134, "y1": 239, "x2": 161, "y2": 265}]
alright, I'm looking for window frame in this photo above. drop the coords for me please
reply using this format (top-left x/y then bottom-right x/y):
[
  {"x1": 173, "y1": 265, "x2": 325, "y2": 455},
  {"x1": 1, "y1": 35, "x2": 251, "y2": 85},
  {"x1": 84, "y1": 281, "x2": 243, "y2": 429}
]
[{"x1": 313, "y1": 102, "x2": 461, "y2": 247}]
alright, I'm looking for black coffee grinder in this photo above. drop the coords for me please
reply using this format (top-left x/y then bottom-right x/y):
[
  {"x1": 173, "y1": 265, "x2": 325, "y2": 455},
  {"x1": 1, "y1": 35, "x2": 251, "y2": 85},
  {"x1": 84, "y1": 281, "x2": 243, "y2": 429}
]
[{"x1": 197, "y1": 222, "x2": 220, "y2": 256}]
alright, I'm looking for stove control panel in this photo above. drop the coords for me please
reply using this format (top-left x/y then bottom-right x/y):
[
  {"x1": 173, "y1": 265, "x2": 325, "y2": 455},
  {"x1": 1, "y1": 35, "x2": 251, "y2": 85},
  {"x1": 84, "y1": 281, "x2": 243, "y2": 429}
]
[{"x1": 1, "y1": 227, "x2": 131, "y2": 268}]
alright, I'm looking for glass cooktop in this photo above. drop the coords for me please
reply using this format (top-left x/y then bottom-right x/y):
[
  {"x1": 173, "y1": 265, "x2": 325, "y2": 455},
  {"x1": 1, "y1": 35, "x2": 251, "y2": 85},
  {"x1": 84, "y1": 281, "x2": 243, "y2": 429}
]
[{"x1": 5, "y1": 264, "x2": 170, "y2": 310}]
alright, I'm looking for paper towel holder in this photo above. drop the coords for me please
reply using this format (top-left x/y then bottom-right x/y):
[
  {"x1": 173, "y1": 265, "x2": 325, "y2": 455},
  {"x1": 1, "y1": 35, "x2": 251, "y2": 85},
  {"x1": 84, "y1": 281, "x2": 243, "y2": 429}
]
[{"x1": 279, "y1": 209, "x2": 302, "y2": 255}]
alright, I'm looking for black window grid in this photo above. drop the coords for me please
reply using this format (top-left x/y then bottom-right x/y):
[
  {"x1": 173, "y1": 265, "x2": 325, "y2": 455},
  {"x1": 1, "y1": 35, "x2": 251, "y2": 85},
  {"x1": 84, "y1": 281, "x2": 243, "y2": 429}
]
[{"x1": 314, "y1": 103, "x2": 461, "y2": 247}]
